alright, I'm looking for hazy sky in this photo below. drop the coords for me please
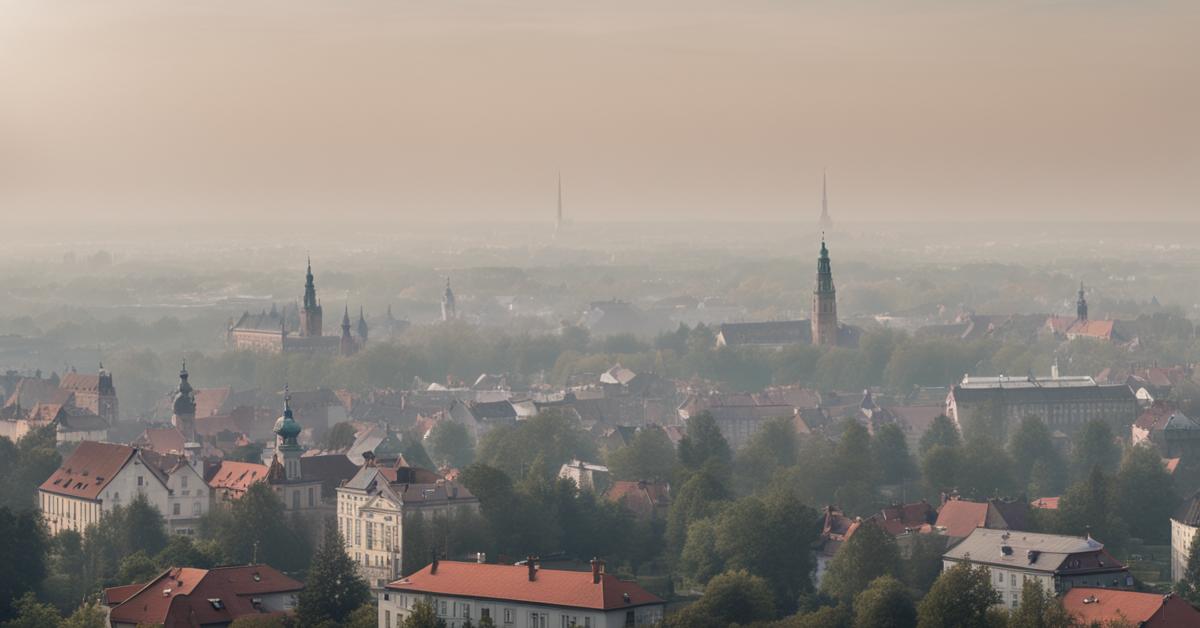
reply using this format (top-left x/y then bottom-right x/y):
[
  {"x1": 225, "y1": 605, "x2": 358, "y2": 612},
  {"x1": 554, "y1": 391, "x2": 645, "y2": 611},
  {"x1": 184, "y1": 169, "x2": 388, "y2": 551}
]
[{"x1": 1, "y1": 0, "x2": 1196, "y2": 225}]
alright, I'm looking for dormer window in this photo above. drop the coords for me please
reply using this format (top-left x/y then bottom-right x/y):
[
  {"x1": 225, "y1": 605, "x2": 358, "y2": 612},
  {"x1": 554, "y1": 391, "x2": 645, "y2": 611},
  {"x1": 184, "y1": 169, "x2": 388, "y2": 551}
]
[{"x1": 208, "y1": 599, "x2": 224, "y2": 610}]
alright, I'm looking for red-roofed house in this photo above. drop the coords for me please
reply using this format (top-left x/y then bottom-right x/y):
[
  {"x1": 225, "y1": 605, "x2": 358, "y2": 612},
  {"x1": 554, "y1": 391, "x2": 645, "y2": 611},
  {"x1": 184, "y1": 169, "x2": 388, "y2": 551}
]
[
  {"x1": 381, "y1": 559, "x2": 664, "y2": 628},
  {"x1": 934, "y1": 497, "x2": 1029, "y2": 540},
  {"x1": 604, "y1": 480, "x2": 670, "y2": 521},
  {"x1": 38, "y1": 441, "x2": 209, "y2": 536},
  {"x1": 104, "y1": 564, "x2": 302, "y2": 628},
  {"x1": 1063, "y1": 588, "x2": 1200, "y2": 627}
]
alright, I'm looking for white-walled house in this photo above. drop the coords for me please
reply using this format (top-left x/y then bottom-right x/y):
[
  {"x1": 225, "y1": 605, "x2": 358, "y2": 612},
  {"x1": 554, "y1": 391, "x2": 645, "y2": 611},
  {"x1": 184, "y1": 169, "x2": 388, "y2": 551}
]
[
  {"x1": 38, "y1": 441, "x2": 209, "y2": 536},
  {"x1": 1172, "y1": 493, "x2": 1200, "y2": 584},
  {"x1": 379, "y1": 559, "x2": 665, "y2": 628}
]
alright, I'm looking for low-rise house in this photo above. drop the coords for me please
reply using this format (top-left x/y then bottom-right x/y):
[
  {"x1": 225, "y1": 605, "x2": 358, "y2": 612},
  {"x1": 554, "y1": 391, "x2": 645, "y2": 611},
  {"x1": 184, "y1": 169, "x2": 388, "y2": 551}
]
[
  {"x1": 448, "y1": 399, "x2": 518, "y2": 442},
  {"x1": 1132, "y1": 402, "x2": 1200, "y2": 458},
  {"x1": 942, "y1": 529, "x2": 1132, "y2": 609},
  {"x1": 1062, "y1": 588, "x2": 1200, "y2": 627},
  {"x1": 103, "y1": 564, "x2": 302, "y2": 627},
  {"x1": 605, "y1": 480, "x2": 669, "y2": 521},
  {"x1": 677, "y1": 393, "x2": 796, "y2": 451},
  {"x1": 1171, "y1": 492, "x2": 1200, "y2": 584},
  {"x1": 38, "y1": 441, "x2": 209, "y2": 536},
  {"x1": 380, "y1": 559, "x2": 665, "y2": 628},
  {"x1": 559, "y1": 460, "x2": 610, "y2": 493},
  {"x1": 336, "y1": 461, "x2": 478, "y2": 589},
  {"x1": 813, "y1": 506, "x2": 858, "y2": 588},
  {"x1": 934, "y1": 496, "x2": 1029, "y2": 540}
]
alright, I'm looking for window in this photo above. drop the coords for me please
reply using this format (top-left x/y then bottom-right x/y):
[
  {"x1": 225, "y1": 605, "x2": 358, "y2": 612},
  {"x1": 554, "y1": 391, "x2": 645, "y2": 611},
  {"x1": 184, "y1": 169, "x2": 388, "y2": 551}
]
[
  {"x1": 584, "y1": 619, "x2": 591, "y2": 628},
  {"x1": 482, "y1": 608, "x2": 491, "y2": 620},
  {"x1": 505, "y1": 608, "x2": 514, "y2": 624},
  {"x1": 625, "y1": 611, "x2": 634, "y2": 627},
  {"x1": 308, "y1": 487, "x2": 315, "y2": 507},
  {"x1": 292, "y1": 491, "x2": 300, "y2": 509},
  {"x1": 385, "y1": 611, "x2": 391, "y2": 628},
  {"x1": 173, "y1": 503, "x2": 181, "y2": 515},
  {"x1": 181, "y1": 475, "x2": 188, "y2": 488},
  {"x1": 193, "y1": 501, "x2": 201, "y2": 516},
  {"x1": 137, "y1": 476, "x2": 144, "y2": 486},
  {"x1": 463, "y1": 603, "x2": 471, "y2": 618},
  {"x1": 440, "y1": 601, "x2": 448, "y2": 616},
  {"x1": 1011, "y1": 574, "x2": 1016, "y2": 586}
]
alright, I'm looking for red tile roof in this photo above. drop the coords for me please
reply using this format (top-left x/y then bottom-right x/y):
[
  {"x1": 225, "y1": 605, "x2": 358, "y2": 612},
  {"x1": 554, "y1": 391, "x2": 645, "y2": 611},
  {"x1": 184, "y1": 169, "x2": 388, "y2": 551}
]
[
  {"x1": 39, "y1": 441, "x2": 136, "y2": 500},
  {"x1": 386, "y1": 561, "x2": 663, "y2": 611},
  {"x1": 193, "y1": 387, "x2": 232, "y2": 418},
  {"x1": 106, "y1": 565, "x2": 302, "y2": 627},
  {"x1": 605, "y1": 481, "x2": 670, "y2": 519},
  {"x1": 1030, "y1": 497, "x2": 1060, "y2": 510},
  {"x1": 58, "y1": 373, "x2": 101, "y2": 393},
  {"x1": 208, "y1": 461, "x2": 270, "y2": 495},
  {"x1": 138, "y1": 427, "x2": 187, "y2": 454},
  {"x1": 935, "y1": 500, "x2": 990, "y2": 538},
  {"x1": 1063, "y1": 588, "x2": 1200, "y2": 627},
  {"x1": 1136, "y1": 402, "x2": 1182, "y2": 431}
]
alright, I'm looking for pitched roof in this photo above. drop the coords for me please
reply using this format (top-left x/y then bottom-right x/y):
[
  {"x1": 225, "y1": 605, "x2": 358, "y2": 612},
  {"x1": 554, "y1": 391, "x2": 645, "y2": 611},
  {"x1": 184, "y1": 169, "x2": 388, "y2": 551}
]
[
  {"x1": 58, "y1": 372, "x2": 101, "y2": 393},
  {"x1": 943, "y1": 528, "x2": 1126, "y2": 576},
  {"x1": 935, "y1": 500, "x2": 991, "y2": 538},
  {"x1": 386, "y1": 561, "x2": 663, "y2": 611},
  {"x1": 1030, "y1": 497, "x2": 1060, "y2": 510},
  {"x1": 877, "y1": 501, "x2": 937, "y2": 535},
  {"x1": 717, "y1": 320, "x2": 811, "y2": 346},
  {"x1": 1174, "y1": 492, "x2": 1200, "y2": 527},
  {"x1": 194, "y1": 387, "x2": 233, "y2": 418},
  {"x1": 39, "y1": 441, "x2": 136, "y2": 500},
  {"x1": 106, "y1": 564, "x2": 302, "y2": 627},
  {"x1": 1063, "y1": 588, "x2": 1200, "y2": 627},
  {"x1": 138, "y1": 427, "x2": 187, "y2": 454},
  {"x1": 605, "y1": 481, "x2": 669, "y2": 519},
  {"x1": 208, "y1": 461, "x2": 270, "y2": 494}
]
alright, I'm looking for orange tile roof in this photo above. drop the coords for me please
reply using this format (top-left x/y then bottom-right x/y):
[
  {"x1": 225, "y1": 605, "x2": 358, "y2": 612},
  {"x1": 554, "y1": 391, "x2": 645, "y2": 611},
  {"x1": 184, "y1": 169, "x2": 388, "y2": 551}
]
[
  {"x1": 935, "y1": 500, "x2": 989, "y2": 538},
  {"x1": 139, "y1": 427, "x2": 186, "y2": 454},
  {"x1": 39, "y1": 441, "x2": 136, "y2": 500},
  {"x1": 386, "y1": 561, "x2": 663, "y2": 611},
  {"x1": 106, "y1": 565, "x2": 302, "y2": 627},
  {"x1": 605, "y1": 481, "x2": 670, "y2": 519},
  {"x1": 1063, "y1": 588, "x2": 1200, "y2": 627},
  {"x1": 208, "y1": 461, "x2": 269, "y2": 495},
  {"x1": 1030, "y1": 497, "x2": 1060, "y2": 510},
  {"x1": 58, "y1": 373, "x2": 101, "y2": 393}
]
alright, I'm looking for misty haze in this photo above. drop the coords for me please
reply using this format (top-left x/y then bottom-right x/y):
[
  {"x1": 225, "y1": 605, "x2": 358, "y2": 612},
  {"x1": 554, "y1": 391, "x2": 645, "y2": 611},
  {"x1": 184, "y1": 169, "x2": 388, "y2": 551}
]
[{"x1": 1, "y1": 2, "x2": 1198, "y2": 628}]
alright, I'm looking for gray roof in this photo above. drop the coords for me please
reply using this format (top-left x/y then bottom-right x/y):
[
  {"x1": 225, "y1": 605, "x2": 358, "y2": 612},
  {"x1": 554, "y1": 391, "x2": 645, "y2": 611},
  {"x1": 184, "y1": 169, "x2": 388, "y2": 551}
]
[
  {"x1": 951, "y1": 382, "x2": 1135, "y2": 405},
  {"x1": 718, "y1": 321, "x2": 811, "y2": 346},
  {"x1": 231, "y1": 310, "x2": 287, "y2": 332},
  {"x1": 1175, "y1": 492, "x2": 1200, "y2": 527},
  {"x1": 944, "y1": 528, "x2": 1123, "y2": 575}
]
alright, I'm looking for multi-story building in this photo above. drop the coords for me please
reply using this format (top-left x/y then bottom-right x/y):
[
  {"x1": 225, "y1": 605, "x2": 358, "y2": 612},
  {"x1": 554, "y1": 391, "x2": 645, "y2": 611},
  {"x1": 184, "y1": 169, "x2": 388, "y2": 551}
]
[
  {"x1": 59, "y1": 367, "x2": 119, "y2": 423},
  {"x1": 227, "y1": 259, "x2": 364, "y2": 355},
  {"x1": 942, "y1": 528, "x2": 1132, "y2": 610},
  {"x1": 38, "y1": 441, "x2": 209, "y2": 536},
  {"x1": 1171, "y1": 492, "x2": 1200, "y2": 584},
  {"x1": 102, "y1": 564, "x2": 302, "y2": 627},
  {"x1": 946, "y1": 372, "x2": 1137, "y2": 439},
  {"x1": 336, "y1": 461, "x2": 478, "y2": 589},
  {"x1": 379, "y1": 559, "x2": 665, "y2": 628}
]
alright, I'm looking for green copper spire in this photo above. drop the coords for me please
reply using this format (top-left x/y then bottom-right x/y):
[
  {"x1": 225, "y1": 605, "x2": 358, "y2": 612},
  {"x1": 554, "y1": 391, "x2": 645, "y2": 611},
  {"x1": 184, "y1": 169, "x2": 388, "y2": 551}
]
[{"x1": 273, "y1": 384, "x2": 302, "y2": 450}]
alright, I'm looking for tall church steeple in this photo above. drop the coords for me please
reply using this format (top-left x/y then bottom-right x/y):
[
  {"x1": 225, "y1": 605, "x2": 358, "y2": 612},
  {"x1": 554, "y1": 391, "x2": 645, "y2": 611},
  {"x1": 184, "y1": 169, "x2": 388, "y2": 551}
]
[
  {"x1": 171, "y1": 360, "x2": 197, "y2": 442},
  {"x1": 300, "y1": 257, "x2": 323, "y2": 337},
  {"x1": 273, "y1": 385, "x2": 303, "y2": 481},
  {"x1": 339, "y1": 304, "x2": 357, "y2": 356},
  {"x1": 1077, "y1": 281, "x2": 1088, "y2": 321},
  {"x1": 818, "y1": 169, "x2": 833, "y2": 231},
  {"x1": 811, "y1": 237, "x2": 838, "y2": 346},
  {"x1": 441, "y1": 277, "x2": 457, "y2": 322},
  {"x1": 357, "y1": 306, "x2": 369, "y2": 342}
]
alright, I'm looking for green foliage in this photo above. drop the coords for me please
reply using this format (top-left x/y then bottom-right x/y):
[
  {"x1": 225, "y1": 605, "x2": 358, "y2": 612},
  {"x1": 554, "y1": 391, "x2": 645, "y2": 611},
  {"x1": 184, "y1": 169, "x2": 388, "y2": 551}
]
[
  {"x1": 679, "y1": 518, "x2": 722, "y2": 585},
  {"x1": 872, "y1": 423, "x2": 916, "y2": 484},
  {"x1": 853, "y1": 575, "x2": 917, "y2": 628},
  {"x1": 343, "y1": 604, "x2": 378, "y2": 628},
  {"x1": 229, "y1": 615, "x2": 292, "y2": 628},
  {"x1": 607, "y1": 427, "x2": 677, "y2": 483},
  {"x1": 920, "y1": 445, "x2": 961, "y2": 498},
  {"x1": 956, "y1": 436, "x2": 1017, "y2": 499},
  {"x1": 1, "y1": 592, "x2": 61, "y2": 628},
  {"x1": 0, "y1": 428, "x2": 62, "y2": 511},
  {"x1": 61, "y1": 600, "x2": 109, "y2": 628},
  {"x1": 117, "y1": 550, "x2": 162, "y2": 585},
  {"x1": 903, "y1": 534, "x2": 949, "y2": 596},
  {"x1": 427, "y1": 421, "x2": 475, "y2": 468},
  {"x1": 776, "y1": 605, "x2": 852, "y2": 628},
  {"x1": 916, "y1": 562, "x2": 1002, "y2": 628},
  {"x1": 666, "y1": 467, "x2": 730, "y2": 559},
  {"x1": 1008, "y1": 415, "x2": 1067, "y2": 497},
  {"x1": 1009, "y1": 578, "x2": 1076, "y2": 628},
  {"x1": 821, "y1": 522, "x2": 901, "y2": 603},
  {"x1": 665, "y1": 569, "x2": 776, "y2": 628},
  {"x1": 1057, "y1": 466, "x2": 1128, "y2": 548},
  {"x1": 476, "y1": 410, "x2": 597, "y2": 481},
  {"x1": 297, "y1": 526, "x2": 370, "y2": 627},
  {"x1": 1115, "y1": 445, "x2": 1178, "y2": 543},
  {"x1": 679, "y1": 412, "x2": 733, "y2": 471},
  {"x1": 1071, "y1": 420, "x2": 1121, "y2": 481},
  {"x1": 199, "y1": 483, "x2": 312, "y2": 572},
  {"x1": 323, "y1": 422, "x2": 358, "y2": 451},
  {"x1": 0, "y1": 507, "x2": 49, "y2": 623},
  {"x1": 918, "y1": 415, "x2": 960, "y2": 456},
  {"x1": 402, "y1": 599, "x2": 447, "y2": 628}
]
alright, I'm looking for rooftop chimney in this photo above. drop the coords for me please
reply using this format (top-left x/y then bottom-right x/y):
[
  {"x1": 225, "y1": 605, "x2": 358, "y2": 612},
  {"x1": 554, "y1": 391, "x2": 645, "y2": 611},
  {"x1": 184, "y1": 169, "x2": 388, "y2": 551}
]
[
  {"x1": 590, "y1": 558, "x2": 606, "y2": 584},
  {"x1": 527, "y1": 556, "x2": 538, "y2": 581},
  {"x1": 476, "y1": 552, "x2": 486, "y2": 564}
]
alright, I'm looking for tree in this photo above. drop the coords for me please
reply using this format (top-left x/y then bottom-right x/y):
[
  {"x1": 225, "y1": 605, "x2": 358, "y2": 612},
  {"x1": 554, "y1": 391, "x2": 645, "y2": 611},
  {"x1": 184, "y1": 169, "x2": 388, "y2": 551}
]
[
  {"x1": 297, "y1": 526, "x2": 370, "y2": 627},
  {"x1": 0, "y1": 427, "x2": 62, "y2": 511},
  {"x1": 821, "y1": 521, "x2": 901, "y2": 603},
  {"x1": 1071, "y1": 420, "x2": 1121, "y2": 481},
  {"x1": 123, "y1": 493, "x2": 170, "y2": 558},
  {"x1": 1009, "y1": 578, "x2": 1076, "y2": 628},
  {"x1": 202, "y1": 483, "x2": 311, "y2": 573},
  {"x1": 0, "y1": 507, "x2": 49, "y2": 623},
  {"x1": 919, "y1": 415, "x2": 961, "y2": 456},
  {"x1": 1115, "y1": 445, "x2": 1179, "y2": 543},
  {"x1": 1057, "y1": 466, "x2": 1127, "y2": 547},
  {"x1": 61, "y1": 600, "x2": 108, "y2": 628},
  {"x1": 344, "y1": 604, "x2": 378, "y2": 628},
  {"x1": 117, "y1": 550, "x2": 162, "y2": 584},
  {"x1": 1175, "y1": 526, "x2": 1200, "y2": 606},
  {"x1": 666, "y1": 467, "x2": 730, "y2": 559},
  {"x1": 476, "y1": 409, "x2": 597, "y2": 481},
  {"x1": 2, "y1": 592, "x2": 61, "y2": 628},
  {"x1": 678, "y1": 412, "x2": 732, "y2": 471},
  {"x1": 873, "y1": 423, "x2": 916, "y2": 484},
  {"x1": 402, "y1": 599, "x2": 446, "y2": 628},
  {"x1": 854, "y1": 575, "x2": 917, "y2": 628},
  {"x1": 920, "y1": 445, "x2": 961, "y2": 499},
  {"x1": 427, "y1": 421, "x2": 474, "y2": 468},
  {"x1": 916, "y1": 562, "x2": 1002, "y2": 628},
  {"x1": 956, "y1": 436, "x2": 1016, "y2": 499},
  {"x1": 607, "y1": 427, "x2": 678, "y2": 484},
  {"x1": 665, "y1": 569, "x2": 776, "y2": 628},
  {"x1": 1009, "y1": 415, "x2": 1067, "y2": 497},
  {"x1": 903, "y1": 534, "x2": 949, "y2": 595},
  {"x1": 679, "y1": 518, "x2": 723, "y2": 586},
  {"x1": 323, "y1": 422, "x2": 358, "y2": 451}
]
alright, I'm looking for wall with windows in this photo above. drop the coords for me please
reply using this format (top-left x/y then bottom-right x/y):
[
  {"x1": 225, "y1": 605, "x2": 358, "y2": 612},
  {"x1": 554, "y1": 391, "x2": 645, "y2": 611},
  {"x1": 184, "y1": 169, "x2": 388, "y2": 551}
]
[{"x1": 377, "y1": 591, "x2": 663, "y2": 628}]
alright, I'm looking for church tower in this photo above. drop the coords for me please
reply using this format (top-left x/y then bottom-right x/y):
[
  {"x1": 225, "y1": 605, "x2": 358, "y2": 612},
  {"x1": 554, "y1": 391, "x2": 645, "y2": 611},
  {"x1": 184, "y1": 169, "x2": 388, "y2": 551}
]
[
  {"x1": 96, "y1": 363, "x2": 118, "y2": 423},
  {"x1": 441, "y1": 277, "x2": 457, "y2": 321},
  {"x1": 273, "y1": 386, "x2": 303, "y2": 481},
  {"x1": 339, "y1": 305, "x2": 358, "y2": 357},
  {"x1": 171, "y1": 361, "x2": 197, "y2": 442},
  {"x1": 1076, "y1": 281, "x2": 1088, "y2": 321},
  {"x1": 300, "y1": 257, "x2": 323, "y2": 337},
  {"x1": 818, "y1": 170, "x2": 833, "y2": 232},
  {"x1": 811, "y1": 238, "x2": 839, "y2": 346},
  {"x1": 357, "y1": 306, "x2": 369, "y2": 343}
]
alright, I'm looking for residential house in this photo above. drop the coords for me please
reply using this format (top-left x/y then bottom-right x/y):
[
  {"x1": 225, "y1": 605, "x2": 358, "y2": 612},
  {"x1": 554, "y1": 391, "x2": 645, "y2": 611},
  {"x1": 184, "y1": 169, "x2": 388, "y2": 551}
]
[
  {"x1": 1132, "y1": 402, "x2": 1200, "y2": 459},
  {"x1": 379, "y1": 559, "x2": 665, "y2": 628},
  {"x1": 605, "y1": 480, "x2": 670, "y2": 521},
  {"x1": 336, "y1": 461, "x2": 478, "y2": 589},
  {"x1": 934, "y1": 497, "x2": 1030, "y2": 540},
  {"x1": 942, "y1": 529, "x2": 1132, "y2": 609},
  {"x1": 559, "y1": 460, "x2": 610, "y2": 493},
  {"x1": 1171, "y1": 492, "x2": 1200, "y2": 584},
  {"x1": 448, "y1": 399, "x2": 518, "y2": 442},
  {"x1": 103, "y1": 564, "x2": 302, "y2": 627},
  {"x1": 38, "y1": 441, "x2": 209, "y2": 536},
  {"x1": 1062, "y1": 588, "x2": 1200, "y2": 627}
]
